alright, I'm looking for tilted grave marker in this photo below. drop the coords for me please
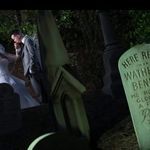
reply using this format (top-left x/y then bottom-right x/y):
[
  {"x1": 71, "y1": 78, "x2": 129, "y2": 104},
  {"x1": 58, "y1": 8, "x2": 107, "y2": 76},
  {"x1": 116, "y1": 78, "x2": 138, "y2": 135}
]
[
  {"x1": 51, "y1": 66, "x2": 90, "y2": 139},
  {"x1": 118, "y1": 44, "x2": 150, "y2": 149}
]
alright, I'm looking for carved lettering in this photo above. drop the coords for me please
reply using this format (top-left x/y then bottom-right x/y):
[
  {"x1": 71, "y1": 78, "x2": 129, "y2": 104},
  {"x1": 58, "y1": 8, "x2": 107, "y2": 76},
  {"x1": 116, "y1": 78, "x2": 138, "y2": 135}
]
[{"x1": 122, "y1": 53, "x2": 139, "y2": 69}]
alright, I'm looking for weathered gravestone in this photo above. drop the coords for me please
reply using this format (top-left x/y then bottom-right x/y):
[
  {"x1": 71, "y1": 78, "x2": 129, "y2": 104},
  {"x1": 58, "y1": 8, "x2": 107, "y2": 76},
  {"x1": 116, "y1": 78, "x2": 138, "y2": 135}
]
[
  {"x1": 0, "y1": 83, "x2": 22, "y2": 150},
  {"x1": 0, "y1": 83, "x2": 22, "y2": 135},
  {"x1": 50, "y1": 66, "x2": 90, "y2": 139},
  {"x1": 118, "y1": 44, "x2": 150, "y2": 149}
]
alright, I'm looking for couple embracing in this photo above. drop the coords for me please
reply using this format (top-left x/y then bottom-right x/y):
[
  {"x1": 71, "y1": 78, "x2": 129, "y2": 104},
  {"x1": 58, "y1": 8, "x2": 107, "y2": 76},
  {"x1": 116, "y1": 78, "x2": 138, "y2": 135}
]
[{"x1": 0, "y1": 30, "x2": 48, "y2": 109}]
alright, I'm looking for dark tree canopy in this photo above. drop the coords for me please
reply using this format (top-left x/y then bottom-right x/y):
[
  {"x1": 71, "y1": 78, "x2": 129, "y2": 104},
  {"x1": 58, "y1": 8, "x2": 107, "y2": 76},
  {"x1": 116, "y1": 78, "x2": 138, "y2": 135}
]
[{"x1": 0, "y1": 10, "x2": 150, "y2": 91}]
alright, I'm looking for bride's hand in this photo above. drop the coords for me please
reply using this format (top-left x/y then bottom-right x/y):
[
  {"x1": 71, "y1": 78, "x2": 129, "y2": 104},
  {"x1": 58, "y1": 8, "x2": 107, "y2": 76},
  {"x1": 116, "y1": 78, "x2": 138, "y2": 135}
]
[{"x1": 14, "y1": 43, "x2": 21, "y2": 49}]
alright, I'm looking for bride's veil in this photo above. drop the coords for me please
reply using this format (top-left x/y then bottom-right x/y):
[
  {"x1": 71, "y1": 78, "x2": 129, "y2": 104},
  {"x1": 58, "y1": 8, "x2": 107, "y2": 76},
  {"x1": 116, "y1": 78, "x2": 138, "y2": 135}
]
[
  {"x1": 0, "y1": 44, "x2": 6, "y2": 54},
  {"x1": 0, "y1": 44, "x2": 17, "y2": 63}
]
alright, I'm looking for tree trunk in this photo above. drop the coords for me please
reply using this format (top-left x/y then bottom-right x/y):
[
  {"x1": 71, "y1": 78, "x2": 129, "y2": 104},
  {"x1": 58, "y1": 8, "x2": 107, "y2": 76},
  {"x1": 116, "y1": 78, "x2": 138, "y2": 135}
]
[{"x1": 15, "y1": 10, "x2": 22, "y2": 27}]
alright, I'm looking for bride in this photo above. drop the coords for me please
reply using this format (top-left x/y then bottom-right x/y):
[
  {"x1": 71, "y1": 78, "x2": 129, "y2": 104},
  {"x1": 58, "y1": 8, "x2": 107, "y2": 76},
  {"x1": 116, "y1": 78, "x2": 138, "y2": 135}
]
[{"x1": 0, "y1": 44, "x2": 40, "y2": 109}]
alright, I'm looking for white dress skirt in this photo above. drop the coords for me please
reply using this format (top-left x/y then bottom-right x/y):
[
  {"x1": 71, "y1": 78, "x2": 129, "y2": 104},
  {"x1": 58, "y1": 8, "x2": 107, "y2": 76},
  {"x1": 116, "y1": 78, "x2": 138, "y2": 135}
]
[{"x1": 0, "y1": 58, "x2": 40, "y2": 109}]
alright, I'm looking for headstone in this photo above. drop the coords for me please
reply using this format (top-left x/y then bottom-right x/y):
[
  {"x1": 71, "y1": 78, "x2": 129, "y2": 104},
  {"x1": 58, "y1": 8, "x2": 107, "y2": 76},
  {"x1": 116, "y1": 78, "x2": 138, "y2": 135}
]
[
  {"x1": 37, "y1": 10, "x2": 70, "y2": 82},
  {"x1": 0, "y1": 83, "x2": 22, "y2": 150},
  {"x1": 0, "y1": 83, "x2": 22, "y2": 135},
  {"x1": 51, "y1": 66, "x2": 90, "y2": 139},
  {"x1": 118, "y1": 44, "x2": 150, "y2": 149}
]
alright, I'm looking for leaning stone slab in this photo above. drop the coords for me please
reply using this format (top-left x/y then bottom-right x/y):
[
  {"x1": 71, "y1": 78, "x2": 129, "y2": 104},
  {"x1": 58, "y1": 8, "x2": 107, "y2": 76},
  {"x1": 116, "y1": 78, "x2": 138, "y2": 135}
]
[{"x1": 118, "y1": 44, "x2": 150, "y2": 149}]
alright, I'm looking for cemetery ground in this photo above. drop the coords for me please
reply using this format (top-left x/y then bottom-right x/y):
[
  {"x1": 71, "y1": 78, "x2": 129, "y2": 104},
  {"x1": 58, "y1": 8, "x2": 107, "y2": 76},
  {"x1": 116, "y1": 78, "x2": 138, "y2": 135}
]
[
  {"x1": 12, "y1": 101, "x2": 139, "y2": 149},
  {"x1": 14, "y1": 104, "x2": 53, "y2": 150},
  {"x1": 97, "y1": 116, "x2": 139, "y2": 150},
  {"x1": 11, "y1": 60, "x2": 139, "y2": 150},
  {"x1": 83, "y1": 90, "x2": 139, "y2": 150}
]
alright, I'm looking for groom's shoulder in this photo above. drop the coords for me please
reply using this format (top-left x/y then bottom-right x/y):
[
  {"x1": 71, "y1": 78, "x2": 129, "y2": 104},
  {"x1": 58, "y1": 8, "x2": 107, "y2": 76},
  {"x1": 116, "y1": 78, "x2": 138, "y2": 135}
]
[{"x1": 25, "y1": 36, "x2": 35, "y2": 46}]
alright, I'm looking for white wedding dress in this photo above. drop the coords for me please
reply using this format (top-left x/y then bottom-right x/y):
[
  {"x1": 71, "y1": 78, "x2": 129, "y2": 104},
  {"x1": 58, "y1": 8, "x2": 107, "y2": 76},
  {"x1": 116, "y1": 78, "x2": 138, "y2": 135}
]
[{"x1": 0, "y1": 57, "x2": 40, "y2": 109}]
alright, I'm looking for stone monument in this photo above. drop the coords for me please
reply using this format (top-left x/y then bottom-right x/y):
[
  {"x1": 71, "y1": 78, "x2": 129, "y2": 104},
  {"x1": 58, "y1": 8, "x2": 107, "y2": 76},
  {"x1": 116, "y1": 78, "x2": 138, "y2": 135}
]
[{"x1": 118, "y1": 44, "x2": 150, "y2": 149}]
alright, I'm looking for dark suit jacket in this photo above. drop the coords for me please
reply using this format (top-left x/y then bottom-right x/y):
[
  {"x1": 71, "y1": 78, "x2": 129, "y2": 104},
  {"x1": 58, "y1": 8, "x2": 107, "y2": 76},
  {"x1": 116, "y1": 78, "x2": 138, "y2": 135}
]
[{"x1": 21, "y1": 36, "x2": 40, "y2": 76}]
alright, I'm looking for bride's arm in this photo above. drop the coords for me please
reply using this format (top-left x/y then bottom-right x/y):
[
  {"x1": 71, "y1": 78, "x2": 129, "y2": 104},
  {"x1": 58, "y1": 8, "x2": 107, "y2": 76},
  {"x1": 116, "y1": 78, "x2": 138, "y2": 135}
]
[
  {"x1": 6, "y1": 52, "x2": 20, "y2": 74},
  {"x1": 5, "y1": 52, "x2": 18, "y2": 63},
  {"x1": 5, "y1": 45, "x2": 21, "y2": 63},
  {"x1": 7, "y1": 43, "x2": 22, "y2": 73}
]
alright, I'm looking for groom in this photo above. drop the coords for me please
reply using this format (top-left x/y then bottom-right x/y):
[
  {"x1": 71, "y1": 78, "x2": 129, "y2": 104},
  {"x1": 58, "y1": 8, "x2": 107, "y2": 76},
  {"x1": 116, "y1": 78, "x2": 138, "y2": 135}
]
[{"x1": 11, "y1": 30, "x2": 48, "y2": 103}]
